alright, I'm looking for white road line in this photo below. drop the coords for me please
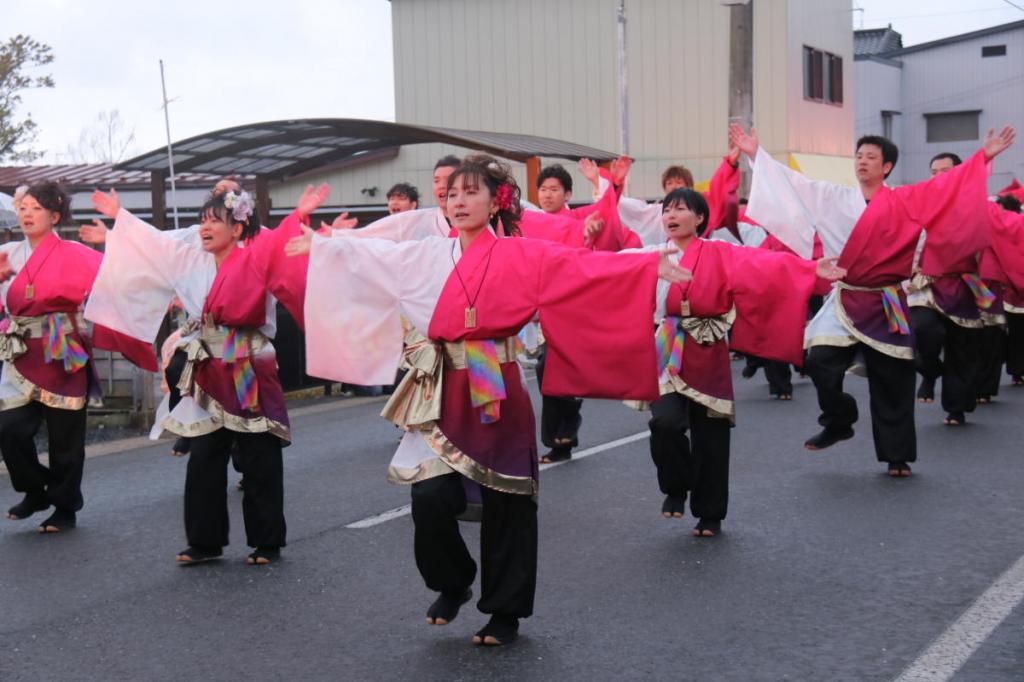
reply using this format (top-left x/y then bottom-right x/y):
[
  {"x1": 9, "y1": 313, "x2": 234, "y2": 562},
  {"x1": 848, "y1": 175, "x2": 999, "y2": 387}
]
[
  {"x1": 893, "y1": 554, "x2": 1024, "y2": 682},
  {"x1": 344, "y1": 430, "x2": 649, "y2": 529}
]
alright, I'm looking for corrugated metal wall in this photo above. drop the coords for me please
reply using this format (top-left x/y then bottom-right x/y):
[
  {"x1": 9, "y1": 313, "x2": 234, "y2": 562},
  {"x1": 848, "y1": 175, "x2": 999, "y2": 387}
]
[{"x1": 272, "y1": 0, "x2": 855, "y2": 206}]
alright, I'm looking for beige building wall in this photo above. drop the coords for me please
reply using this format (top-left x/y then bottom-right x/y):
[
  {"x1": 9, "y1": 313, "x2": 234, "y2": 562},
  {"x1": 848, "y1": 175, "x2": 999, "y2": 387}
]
[{"x1": 272, "y1": 0, "x2": 854, "y2": 207}]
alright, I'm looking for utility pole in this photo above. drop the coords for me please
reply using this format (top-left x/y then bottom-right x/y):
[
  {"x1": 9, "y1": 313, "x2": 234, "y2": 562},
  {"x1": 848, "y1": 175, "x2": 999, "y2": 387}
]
[
  {"x1": 725, "y1": 0, "x2": 753, "y2": 195},
  {"x1": 159, "y1": 60, "x2": 180, "y2": 230},
  {"x1": 616, "y1": 0, "x2": 629, "y2": 155}
]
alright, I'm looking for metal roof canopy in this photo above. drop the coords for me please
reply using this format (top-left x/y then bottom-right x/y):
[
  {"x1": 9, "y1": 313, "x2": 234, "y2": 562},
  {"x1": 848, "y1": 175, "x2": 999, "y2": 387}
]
[{"x1": 115, "y1": 118, "x2": 619, "y2": 224}]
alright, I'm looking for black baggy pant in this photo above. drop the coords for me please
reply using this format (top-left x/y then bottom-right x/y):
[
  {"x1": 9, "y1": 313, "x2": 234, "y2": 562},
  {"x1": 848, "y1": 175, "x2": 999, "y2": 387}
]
[
  {"x1": 805, "y1": 343, "x2": 916, "y2": 463},
  {"x1": 744, "y1": 355, "x2": 793, "y2": 396},
  {"x1": 410, "y1": 473, "x2": 537, "y2": 618},
  {"x1": 184, "y1": 428, "x2": 286, "y2": 550},
  {"x1": 535, "y1": 344, "x2": 582, "y2": 451},
  {"x1": 911, "y1": 307, "x2": 982, "y2": 413},
  {"x1": 648, "y1": 393, "x2": 731, "y2": 522},
  {"x1": 1006, "y1": 313, "x2": 1024, "y2": 378},
  {"x1": 0, "y1": 402, "x2": 87, "y2": 512},
  {"x1": 977, "y1": 324, "x2": 1007, "y2": 398}
]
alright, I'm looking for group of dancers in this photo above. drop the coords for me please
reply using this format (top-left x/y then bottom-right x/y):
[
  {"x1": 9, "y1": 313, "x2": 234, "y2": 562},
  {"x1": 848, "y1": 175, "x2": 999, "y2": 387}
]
[{"x1": 0, "y1": 122, "x2": 1019, "y2": 646}]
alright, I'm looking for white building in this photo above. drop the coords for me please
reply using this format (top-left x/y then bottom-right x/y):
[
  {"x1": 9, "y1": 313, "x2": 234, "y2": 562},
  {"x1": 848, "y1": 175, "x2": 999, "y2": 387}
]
[
  {"x1": 272, "y1": 0, "x2": 857, "y2": 207},
  {"x1": 854, "y1": 20, "x2": 1024, "y2": 191}
]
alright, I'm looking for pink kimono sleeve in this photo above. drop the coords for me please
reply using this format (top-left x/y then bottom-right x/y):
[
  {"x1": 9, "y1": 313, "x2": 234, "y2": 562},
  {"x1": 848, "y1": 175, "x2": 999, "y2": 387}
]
[
  {"x1": 986, "y1": 202, "x2": 1024, "y2": 292},
  {"x1": 723, "y1": 244, "x2": 817, "y2": 367},
  {"x1": 74, "y1": 245, "x2": 158, "y2": 372},
  {"x1": 249, "y1": 211, "x2": 309, "y2": 329},
  {"x1": 535, "y1": 244, "x2": 661, "y2": 401},
  {"x1": 900, "y1": 149, "x2": 992, "y2": 275},
  {"x1": 705, "y1": 156, "x2": 740, "y2": 233}
]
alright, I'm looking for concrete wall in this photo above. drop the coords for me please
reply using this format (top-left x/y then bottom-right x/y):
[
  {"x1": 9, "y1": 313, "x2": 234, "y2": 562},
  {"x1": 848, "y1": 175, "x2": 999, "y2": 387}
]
[{"x1": 853, "y1": 57, "x2": 904, "y2": 181}]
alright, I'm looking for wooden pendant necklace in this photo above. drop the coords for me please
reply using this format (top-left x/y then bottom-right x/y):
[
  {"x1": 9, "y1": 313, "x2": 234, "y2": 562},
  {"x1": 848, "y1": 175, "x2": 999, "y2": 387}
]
[
  {"x1": 450, "y1": 238, "x2": 497, "y2": 329},
  {"x1": 23, "y1": 239, "x2": 57, "y2": 301}
]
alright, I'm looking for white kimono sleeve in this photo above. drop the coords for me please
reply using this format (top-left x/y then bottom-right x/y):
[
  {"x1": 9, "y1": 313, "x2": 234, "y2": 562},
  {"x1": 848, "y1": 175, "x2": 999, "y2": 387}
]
[
  {"x1": 618, "y1": 196, "x2": 666, "y2": 247},
  {"x1": 332, "y1": 207, "x2": 447, "y2": 242},
  {"x1": 746, "y1": 147, "x2": 864, "y2": 259},
  {"x1": 304, "y1": 233, "x2": 453, "y2": 385},
  {"x1": 85, "y1": 209, "x2": 207, "y2": 343}
]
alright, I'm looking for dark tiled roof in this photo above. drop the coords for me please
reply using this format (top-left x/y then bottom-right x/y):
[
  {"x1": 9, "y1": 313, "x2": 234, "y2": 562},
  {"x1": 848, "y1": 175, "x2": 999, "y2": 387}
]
[
  {"x1": 881, "y1": 19, "x2": 1024, "y2": 57},
  {"x1": 854, "y1": 26, "x2": 904, "y2": 57}
]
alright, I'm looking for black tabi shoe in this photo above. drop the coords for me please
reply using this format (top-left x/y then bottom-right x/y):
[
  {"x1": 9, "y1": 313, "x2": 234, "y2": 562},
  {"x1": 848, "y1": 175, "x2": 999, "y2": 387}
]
[
  {"x1": 539, "y1": 448, "x2": 572, "y2": 464},
  {"x1": 943, "y1": 411, "x2": 966, "y2": 426},
  {"x1": 171, "y1": 437, "x2": 191, "y2": 457},
  {"x1": 426, "y1": 588, "x2": 473, "y2": 625},
  {"x1": 37, "y1": 509, "x2": 76, "y2": 533},
  {"x1": 917, "y1": 378, "x2": 935, "y2": 403},
  {"x1": 472, "y1": 614, "x2": 520, "y2": 646},
  {"x1": 804, "y1": 427, "x2": 855, "y2": 451},
  {"x1": 6, "y1": 492, "x2": 50, "y2": 520},
  {"x1": 691, "y1": 519, "x2": 722, "y2": 537},
  {"x1": 235, "y1": 477, "x2": 245, "y2": 492},
  {"x1": 887, "y1": 462, "x2": 913, "y2": 478},
  {"x1": 1012, "y1": 375, "x2": 1024, "y2": 386},
  {"x1": 741, "y1": 364, "x2": 758, "y2": 379},
  {"x1": 661, "y1": 495, "x2": 686, "y2": 519},
  {"x1": 175, "y1": 546, "x2": 223, "y2": 564},
  {"x1": 976, "y1": 396, "x2": 992, "y2": 405},
  {"x1": 246, "y1": 547, "x2": 280, "y2": 565}
]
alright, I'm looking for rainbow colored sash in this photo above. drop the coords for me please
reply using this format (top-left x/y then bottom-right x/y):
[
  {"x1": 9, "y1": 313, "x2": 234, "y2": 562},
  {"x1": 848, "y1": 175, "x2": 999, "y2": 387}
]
[{"x1": 655, "y1": 316, "x2": 685, "y2": 376}]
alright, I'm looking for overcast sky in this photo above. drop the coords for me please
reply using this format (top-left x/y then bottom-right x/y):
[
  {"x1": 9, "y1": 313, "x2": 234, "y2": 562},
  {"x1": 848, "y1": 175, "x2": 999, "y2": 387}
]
[{"x1": 2, "y1": 0, "x2": 1022, "y2": 163}]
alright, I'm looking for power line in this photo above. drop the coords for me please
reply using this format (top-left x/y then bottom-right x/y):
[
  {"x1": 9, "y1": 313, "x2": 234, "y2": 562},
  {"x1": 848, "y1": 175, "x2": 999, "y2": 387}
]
[{"x1": 1000, "y1": 0, "x2": 1024, "y2": 12}]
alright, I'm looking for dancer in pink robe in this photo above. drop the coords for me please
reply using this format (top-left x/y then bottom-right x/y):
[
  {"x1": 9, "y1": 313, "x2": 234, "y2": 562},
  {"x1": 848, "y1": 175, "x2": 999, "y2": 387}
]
[
  {"x1": 0, "y1": 182, "x2": 156, "y2": 533},
  {"x1": 86, "y1": 184, "x2": 324, "y2": 565},
  {"x1": 628, "y1": 188, "x2": 844, "y2": 536},
  {"x1": 734, "y1": 123, "x2": 1016, "y2": 476},
  {"x1": 288, "y1": 155, "x2": 689, "y2": 647}
]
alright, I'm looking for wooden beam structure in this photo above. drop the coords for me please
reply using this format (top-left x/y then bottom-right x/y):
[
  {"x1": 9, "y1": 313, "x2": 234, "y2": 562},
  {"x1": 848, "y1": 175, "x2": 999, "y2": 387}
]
[
  {"x1": 525, "y1": 156, "x2": 541, "y2": 206},
  {"x1": 255, "y1": 175, "x2": 271, "y2": 226},
  {"x1": 149, "y1": 170, "x2": 167, "y2": 229}
]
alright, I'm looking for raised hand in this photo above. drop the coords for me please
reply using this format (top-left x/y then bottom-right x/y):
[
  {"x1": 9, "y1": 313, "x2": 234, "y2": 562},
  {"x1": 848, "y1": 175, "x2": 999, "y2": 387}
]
[
  {"x1": 815, "y1": 256, "x2": 847, "y2": 281},
  {"x1": 285, "y1": 225, "x2": 315, "y2": 257},
  {"x1": 92, "y1": 189, "x2": 121, "y2": 219},
  {"x1": 728, "y1": 123, "x2": 759, "y2": 159},
  {"x1": 610, "y1": 155, "x2": 634, "y2": 187},
  {"x1": 583, "y1": 212, "x2": 604, "y2": 245},
  {"x1": 328, "y1": 211, "x2": 357, "y2": 231},
  {"x1": 726, "y1": 142, "x2": 741, "y2": 166},
  {"x1": 0, "y1": 252, "x2": 13, "y2": 282},
  {"x1": 578, "y1": 158, "x2": 600, "y2": 187},
  {"x1": 78, "y1": 219, "x2": 109, "y2": 245},
  {"x1": 982, "y1": 126, "x2": 1016, "y2": 161},
  {"x1": 297, "y1": 183, "x2": 331, "y2": 220},
  {"x1": 657, "y1": 247, "x2": 692, "y2": 283}
]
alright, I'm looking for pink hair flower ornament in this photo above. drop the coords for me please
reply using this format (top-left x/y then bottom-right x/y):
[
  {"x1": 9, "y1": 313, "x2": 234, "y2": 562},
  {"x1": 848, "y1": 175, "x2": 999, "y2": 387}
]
[{"x1": 495, "y1": 183, "x2": 515, "y2": 211}]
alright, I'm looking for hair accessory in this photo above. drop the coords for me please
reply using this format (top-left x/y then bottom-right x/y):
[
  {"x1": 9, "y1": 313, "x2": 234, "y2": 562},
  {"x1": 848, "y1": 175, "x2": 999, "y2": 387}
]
[
  {"x1": 222, "y1": 190, "x2": 255, "y2": 222},
  {"x1": 495, "y1": 183, "x2": 514, "y2": 211}
]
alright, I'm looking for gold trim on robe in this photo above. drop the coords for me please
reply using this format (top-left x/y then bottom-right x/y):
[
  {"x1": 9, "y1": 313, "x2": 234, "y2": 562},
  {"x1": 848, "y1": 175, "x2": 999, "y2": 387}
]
[
  {"x1": 381, "y1": 336, "x2": 536, "y2": 496},
  {"x1": 906, "y1": 273, "x2": 984, "y2": 329},
  {"x1": 833, "y1": 284, "x2": 916, "y2": 360}
]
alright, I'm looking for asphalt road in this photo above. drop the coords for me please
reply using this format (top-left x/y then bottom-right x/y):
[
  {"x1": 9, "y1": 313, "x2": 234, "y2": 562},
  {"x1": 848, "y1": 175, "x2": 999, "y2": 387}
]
[{"x1": 0, "y1": 363, "x2": 1022, "y2": 681}]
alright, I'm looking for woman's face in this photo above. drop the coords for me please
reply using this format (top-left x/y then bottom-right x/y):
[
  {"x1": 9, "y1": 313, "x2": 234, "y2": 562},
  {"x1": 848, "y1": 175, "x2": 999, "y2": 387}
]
[
  {"x1": 18, "y1": 194, "x2": 59, "y2": 242},
  {"x1": 199, "y1": 210, "x2": 243, "y2": 255},
  {"x1": 445, "y1": 174, "x2": 497, "y2": 233},
  {"x1": 661, "y1": 201, "x2": 703, "y2": 239}
]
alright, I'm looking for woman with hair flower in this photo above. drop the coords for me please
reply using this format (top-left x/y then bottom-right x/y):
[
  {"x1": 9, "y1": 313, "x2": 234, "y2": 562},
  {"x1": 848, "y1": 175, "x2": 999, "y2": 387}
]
[
  {"x1": 85, "y1": 183, "x2": 327, "y2": 566},
  {"x1": 286, "y1": 154, "x2": 690, "y2": 646}
]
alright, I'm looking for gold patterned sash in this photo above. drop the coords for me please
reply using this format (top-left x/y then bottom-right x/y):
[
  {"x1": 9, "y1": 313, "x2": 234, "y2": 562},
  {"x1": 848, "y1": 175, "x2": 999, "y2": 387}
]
[
  {"x1": 679, "y1": 307, "x2": 736, "y2": 345},
  {"x1": 381, "y1": 335, "x2": 519, "y2": 431},
  {"x1": 0, "y1": 312, "x2": 86, "y2": 363},
  {"x1": 175, "y1": 319, "x2": 268, "y2": 397}
]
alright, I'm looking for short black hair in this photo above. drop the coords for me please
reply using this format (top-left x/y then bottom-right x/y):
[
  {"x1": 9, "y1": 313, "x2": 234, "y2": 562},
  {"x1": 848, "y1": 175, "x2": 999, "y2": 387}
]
[
  {"x1": 537, "y1": 164, "x2": 573, "y2": 193},
  {"x1": 929, "y1": 152, "x2": 963, "y2": 167},
  {"x1": 996, "y1": 194, "x2": 1022, "y2": 214},
  {"x1": 386, "y1": 182, "x2": 420, "y2": 204},
  {"x1": 856, "y1": 135, "x2": 899, "y2": 178},
  {"x1": 24, "y1": 181, "x2": 71, "y2": 224},
  {"x1": 662, "y1": 187, "x2": 709, "y2": 233},
  {"x1": 434, "y1": 155, "x2": 461, "y2": 171}
]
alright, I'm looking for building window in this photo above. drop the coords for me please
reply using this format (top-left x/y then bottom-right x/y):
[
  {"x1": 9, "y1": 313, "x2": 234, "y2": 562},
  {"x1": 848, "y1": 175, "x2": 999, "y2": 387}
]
[
  {"x1": 924, "y1": 111, "x2": 981, "y2": 143},
  {"x1": 982, "y1": 45, "x2": 1006, "y2": 57},
  {"x1": 881, "y1": 111, "x2": 899, "y2": 139},
  {"x1": 803, "y1": 46, "x2": 843, "y2": 105}
]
